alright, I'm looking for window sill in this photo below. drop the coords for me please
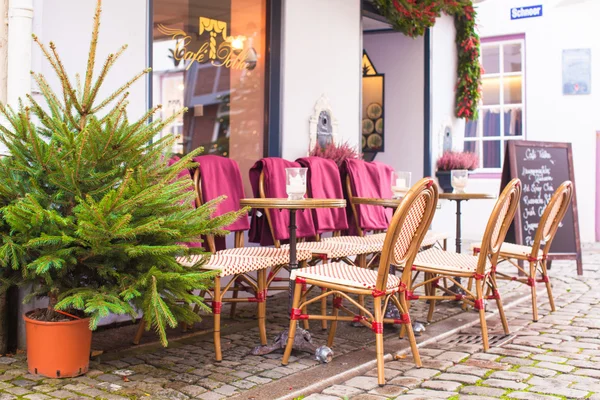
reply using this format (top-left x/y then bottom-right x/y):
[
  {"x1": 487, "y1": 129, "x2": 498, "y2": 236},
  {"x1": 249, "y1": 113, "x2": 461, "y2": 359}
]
[{"x1": 469, "y1": 172, "x2": 502, "y2": 179}]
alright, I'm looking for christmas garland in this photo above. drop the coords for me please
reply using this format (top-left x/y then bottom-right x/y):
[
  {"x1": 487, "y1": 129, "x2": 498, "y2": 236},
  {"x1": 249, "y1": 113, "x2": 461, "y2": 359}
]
[{"x1": 373, "y1": 0, "x2": 482, "y2": 120}]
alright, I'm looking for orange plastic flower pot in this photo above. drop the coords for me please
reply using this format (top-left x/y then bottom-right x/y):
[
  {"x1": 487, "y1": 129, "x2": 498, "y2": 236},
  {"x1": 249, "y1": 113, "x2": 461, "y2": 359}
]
[{"x1": 23, "y1": 311, "x2": 92, "y2": 378}]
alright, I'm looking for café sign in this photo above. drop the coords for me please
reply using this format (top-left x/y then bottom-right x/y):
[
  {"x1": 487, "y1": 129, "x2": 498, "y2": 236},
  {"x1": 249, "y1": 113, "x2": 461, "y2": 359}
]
[{"x1": 157, "y1": 17, "x2": 251, "y2": 70}]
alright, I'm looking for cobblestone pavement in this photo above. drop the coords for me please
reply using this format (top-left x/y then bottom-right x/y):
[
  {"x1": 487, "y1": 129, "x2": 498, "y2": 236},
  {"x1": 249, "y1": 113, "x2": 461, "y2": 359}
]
[
  {"x1": 0, "y1": 242, "x2": 593, "y2": 400},
  {"x1": 0, "y1": 256, "x2": 523, "y2": 400},
  {"x1": 307, "y1": 244, "x2": 600, "y2": 400}
]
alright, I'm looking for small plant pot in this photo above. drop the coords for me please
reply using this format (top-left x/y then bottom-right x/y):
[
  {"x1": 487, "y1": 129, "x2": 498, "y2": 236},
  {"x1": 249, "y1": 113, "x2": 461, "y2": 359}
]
[
  {"x1": 435, "y1": 171, "x2": 453, "y2": 193},
  {"x1": 23, "y1": 310, "x2": 92, "y2": 378}
]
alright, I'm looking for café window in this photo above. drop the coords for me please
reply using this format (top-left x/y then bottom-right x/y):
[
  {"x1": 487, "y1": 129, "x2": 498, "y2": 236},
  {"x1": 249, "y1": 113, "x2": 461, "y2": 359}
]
[
  {"x1": 464, "y1": 37, "x2": 525, "y2": 170},
  {"x1": 152, "y1": 0, "x2": 268, "y2": 191}
]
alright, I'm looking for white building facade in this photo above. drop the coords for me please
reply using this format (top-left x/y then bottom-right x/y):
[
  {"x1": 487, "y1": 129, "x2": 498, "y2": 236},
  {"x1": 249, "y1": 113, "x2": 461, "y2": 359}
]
[
  {"x1": 434, "y1": 0, "x2": 599, "y2": 244},
  {"x1": 0, "y1": 0, "x2": 595, "y2": 244},
  {"x1": 0, "y1": 0, "x2": 597, "y2": 346}
]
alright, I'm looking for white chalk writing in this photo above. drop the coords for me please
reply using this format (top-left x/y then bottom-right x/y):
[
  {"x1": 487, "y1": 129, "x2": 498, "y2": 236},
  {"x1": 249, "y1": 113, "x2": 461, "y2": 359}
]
[{"x1": 520, "y1": 148, "x2": 555, "y2": 245}]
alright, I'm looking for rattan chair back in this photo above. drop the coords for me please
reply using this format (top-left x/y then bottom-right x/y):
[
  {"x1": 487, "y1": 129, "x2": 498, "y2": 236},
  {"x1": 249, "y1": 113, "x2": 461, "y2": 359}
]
[
  {"x1": 532, "y1": 181, "x2": 574, "y2": 257},
  {"x1": 192, "y1": 168, "x2": 215, "y2": 252},
  {"x1": 378, "y1": 178, "x2": 438, "y2": 291},
  {"x1": 345, "y1": 175, "x2": 364, "y2": 236},
  {"x1": 476, "y1": 178, "x2": 521, "y2": 274}
]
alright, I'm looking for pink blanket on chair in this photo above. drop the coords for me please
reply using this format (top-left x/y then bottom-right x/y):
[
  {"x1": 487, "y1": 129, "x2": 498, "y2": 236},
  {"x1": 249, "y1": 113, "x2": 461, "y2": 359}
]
[
  {"x1": 249, "y1": 157, "x2": 316, "y2": 246},
  {"x1": 296, "y1": 156, "x2": 348, "y2": 234},
  {"x1": 195, "y1": 155, "x2": 250, "y2": 232},
  {"x1": 342, "y1": 159, "x2": 392, "y2": 235},
  {"x1": 373, "y1": 161, "x2": 394, "y2": 221}
]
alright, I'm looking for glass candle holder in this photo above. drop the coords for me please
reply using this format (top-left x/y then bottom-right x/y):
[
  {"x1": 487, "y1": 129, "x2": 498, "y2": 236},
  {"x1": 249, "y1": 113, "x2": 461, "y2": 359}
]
[
  {"x1": 286, "y1": 168, "x2": 307, "y2": 200},
  {"x1": 451, "y1": 169, "x2": 469, "y2": 194},
  {"x1": 392, "y1": 171, "x2": 412, "y2": 198}
]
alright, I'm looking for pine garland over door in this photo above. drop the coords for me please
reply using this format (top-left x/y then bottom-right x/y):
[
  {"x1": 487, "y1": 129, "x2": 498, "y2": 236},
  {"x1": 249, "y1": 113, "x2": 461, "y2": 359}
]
[{"x1": 373, "y1": 0, "x2": 482, "y2": 120}]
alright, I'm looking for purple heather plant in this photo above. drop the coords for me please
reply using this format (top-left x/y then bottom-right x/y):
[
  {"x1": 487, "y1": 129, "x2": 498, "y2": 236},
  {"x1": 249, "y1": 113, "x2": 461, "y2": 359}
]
[
  {"x1": 310, "y1": 141, "x2": 361, "y2": 167},
  {"x1": 436, "y1": 151, "x2": 479, "y2": 171}
]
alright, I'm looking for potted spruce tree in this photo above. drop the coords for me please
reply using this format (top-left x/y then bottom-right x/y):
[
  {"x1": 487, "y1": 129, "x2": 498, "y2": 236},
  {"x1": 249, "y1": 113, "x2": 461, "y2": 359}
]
[{"x1": 0, "y1": 0, "x2": 240, "y2": 378}]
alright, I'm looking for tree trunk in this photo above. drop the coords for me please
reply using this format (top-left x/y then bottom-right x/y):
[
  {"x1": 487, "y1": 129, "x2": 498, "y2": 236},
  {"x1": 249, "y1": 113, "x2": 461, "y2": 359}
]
[{"x1": 48, "y1": 292, "x2": 58, "y2": 310}]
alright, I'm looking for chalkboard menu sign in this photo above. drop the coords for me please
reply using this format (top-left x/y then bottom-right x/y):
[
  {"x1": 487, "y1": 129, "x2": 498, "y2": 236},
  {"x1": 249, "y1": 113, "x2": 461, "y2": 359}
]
[{"x1": 501, "y1": 140, "x2": 582, "y2": 275}]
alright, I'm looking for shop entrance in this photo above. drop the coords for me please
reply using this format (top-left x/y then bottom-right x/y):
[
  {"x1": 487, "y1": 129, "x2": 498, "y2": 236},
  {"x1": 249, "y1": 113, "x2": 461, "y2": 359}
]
[{"x1": 361, "y1": 12, "x2": 426, "y2": 180}]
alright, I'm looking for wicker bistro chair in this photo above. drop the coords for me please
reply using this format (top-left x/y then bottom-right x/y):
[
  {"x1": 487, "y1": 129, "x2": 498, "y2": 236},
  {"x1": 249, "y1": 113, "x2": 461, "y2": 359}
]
[
  {"x1": 295, "y1": 157, "x2": 409, "y2": 330},
  {"x1": 471, "y1": 181, "x2": 574, "y2": 322},
  {"x1": 282, "y1": 239, "x2": 384, "y2": 330},
  {"x1": 410, "y1": 178, "x2": 521, "y2": 351},
  {"x1": 304, "y1": 160, "x2": 447, "y2": 328},
  {"x1": 282, "y1": 178, "x2": 440, "y2": 386},
  {"x1": 258, "y1": 169, "x2": 375, "y2": 330},
  {"x1": 194, "y1": 158, "x2": 314, "y2": 344},
  {"x1": 192, "y1": 162, "x2": 313, "y2": 319},
  {"x1": 175, "y1": 253, "x2": 278, "y2": 361}
]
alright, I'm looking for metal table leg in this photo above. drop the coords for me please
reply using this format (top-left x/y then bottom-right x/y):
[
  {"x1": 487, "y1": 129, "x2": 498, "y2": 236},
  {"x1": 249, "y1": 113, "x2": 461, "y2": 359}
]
[
  {"x1": 450, "y1": 199, "x2": 466, "y2": 295},
  {"x1": 287, "y1": 210, "x2": 298, "y2": 311},
  {"x1": 455, "y1": 199, "x2": 463, "y2": 253},
  {"x1": 252, "y1": 209, "x2": 320, "y2": 356}
]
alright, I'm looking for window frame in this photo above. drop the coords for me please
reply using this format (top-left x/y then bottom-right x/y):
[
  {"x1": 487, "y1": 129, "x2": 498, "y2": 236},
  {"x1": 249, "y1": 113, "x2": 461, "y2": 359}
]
[
  {"x1": 146, "y1": 0, "x2": 283, "y2": 157},
  {"x1": 466, "y1": 34, "x2": 526, "y2": 175}
]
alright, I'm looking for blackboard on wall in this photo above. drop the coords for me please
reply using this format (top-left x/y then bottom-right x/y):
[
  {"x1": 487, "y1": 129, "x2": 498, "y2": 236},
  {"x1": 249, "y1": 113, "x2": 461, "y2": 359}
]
[{"x1": 501, "y1": 140, "x2": 582, "y2": 275}]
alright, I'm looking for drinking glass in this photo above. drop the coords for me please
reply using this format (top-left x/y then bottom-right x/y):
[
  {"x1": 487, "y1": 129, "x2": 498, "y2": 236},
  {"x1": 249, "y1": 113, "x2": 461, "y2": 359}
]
[
  {"x1": 286, "y1": 168, "x2": 307, "y2": 200},
  {"x1": 392, "y1": 171, "x2": 411, "y2": 198},
  {"x1": 451, "y1": 169, "x2": 469, "y2": 193}
]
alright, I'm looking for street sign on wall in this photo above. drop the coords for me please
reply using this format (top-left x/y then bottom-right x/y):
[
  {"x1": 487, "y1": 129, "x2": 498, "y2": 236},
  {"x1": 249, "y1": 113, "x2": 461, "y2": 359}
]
[{"x1": 510, "y1": 5, "x2": 543, "y2": 20}]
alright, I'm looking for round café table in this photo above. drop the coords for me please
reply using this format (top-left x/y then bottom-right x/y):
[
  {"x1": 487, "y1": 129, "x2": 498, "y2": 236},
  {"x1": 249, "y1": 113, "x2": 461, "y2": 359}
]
[{"x1": 239, "y1": 198, "x2": 346, "y2": 354}]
